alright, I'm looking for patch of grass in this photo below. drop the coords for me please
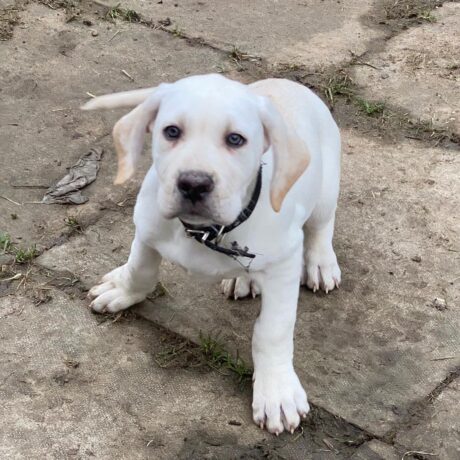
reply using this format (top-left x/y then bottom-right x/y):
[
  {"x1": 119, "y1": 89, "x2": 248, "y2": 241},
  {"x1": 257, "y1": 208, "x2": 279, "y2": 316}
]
[
  {"x1": 417, "y1": 10, "x2": 437, "y2": 22},
  {"x1": 1, "y1": 232, "x2": 39, "y2": 264},
  {"x1": 64, "y1": 216, "x2": 82, "y2": 233},
  {"x1": 171, "y1": 25, "x2": 183, "y2": 37},
  {"x1": 37, "y1": 0, "x2": 82, "y2": 23},
  {"x1": 199, "y1": 333, "x2": 253, "y2": 383},
  {"x1": 13, "y1": 245, "x2": 39, "y2": 264},
  {"x1": 0, "y1": 232, "x2": 12, "y2": 253},
  {"x1": 155, "y1": 339, "x2": 200, "y2": 368},
  {"x1": 355, "y1": 98, "x2": 386, "y2": 116},
  {"x1": 384, "y1": 0, "x2": 442, "y2": 23},
  {"x1": 155, "y1": 332, "x2": 253, "y2": 384},
  {"x1": 105, "y1": 5, "x2": 140, "y2": 22},
  {"x1": 105, "y1": 5, "x2": 122, "y2": 20},
  {"x1": 322, "y1": 72, "x2": 354, "y2": 107},
  {"x1": 124, "y1": 9, "x2": 140, "y2": 22}
]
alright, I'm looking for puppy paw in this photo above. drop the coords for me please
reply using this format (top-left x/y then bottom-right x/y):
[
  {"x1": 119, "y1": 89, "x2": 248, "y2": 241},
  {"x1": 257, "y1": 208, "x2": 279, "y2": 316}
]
[
  {"x1": 88, "y1": 266, "x2": 147, "y2": 313},
  {"x1": 252, "y1": 366, "x2": 309, "y2": 434},
  {"x1": 221, "y1": 277, "x2": 260, "y2": 300},
  {"x1": 303, "y1": 246, "x2": 341, "y2": 293}
]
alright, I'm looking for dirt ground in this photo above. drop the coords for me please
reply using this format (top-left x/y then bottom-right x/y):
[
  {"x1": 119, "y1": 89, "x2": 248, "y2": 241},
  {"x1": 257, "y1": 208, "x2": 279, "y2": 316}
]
[{"x1": 0, "y1": 0, "x2": 459, "y2": 459}]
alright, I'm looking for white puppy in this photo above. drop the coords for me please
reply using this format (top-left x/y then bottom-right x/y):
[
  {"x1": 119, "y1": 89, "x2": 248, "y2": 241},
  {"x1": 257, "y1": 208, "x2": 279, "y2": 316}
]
[{"x1": 83, "y1": 74, "x2": 341, "y2": 435}]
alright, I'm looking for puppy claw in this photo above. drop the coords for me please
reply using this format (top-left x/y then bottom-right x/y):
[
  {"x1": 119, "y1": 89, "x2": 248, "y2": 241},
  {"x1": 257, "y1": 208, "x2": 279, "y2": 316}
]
[
  {"x1": 290, "y1": 428, "x2": 295, "y2": 434},
  {"x1": 259, "y1": 422, "x2": 264, "y2": 430}
]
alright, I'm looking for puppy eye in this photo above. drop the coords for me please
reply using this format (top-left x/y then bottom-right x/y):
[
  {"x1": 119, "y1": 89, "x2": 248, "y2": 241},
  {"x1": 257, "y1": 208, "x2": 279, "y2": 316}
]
[
  {"x1": 226, "y1": 132, "x2": 246, "y2": 147},
  {"x1": 163, "y1": 125, "x2": 181, "y2": 140}
]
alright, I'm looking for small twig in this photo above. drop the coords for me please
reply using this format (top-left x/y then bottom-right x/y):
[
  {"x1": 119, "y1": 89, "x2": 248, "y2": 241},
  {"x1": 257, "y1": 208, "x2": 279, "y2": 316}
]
[
  {"x1": 10, "y1": 184, "x2": 49, "y2": 189},
  {"x1": 0, "y1": 195, "x2": 21, "y2": 206},
  {"x1": 402, "y1": 451, "x2": 437, "y2": 459},
  {"x1": 15, "y1": 267, "x2": 32, "y2": 291},
  {"x1": 109, "y1": 30, "x2": 120, "y2": 42},
  {"x1": 86, "y1": 92, "x2": 96, "y2": 98},
  {"x1": 40, "y1": 0, "x2": 56, "y2": 9},
  {"x1": 0, "y1": 273, "x2": 21, "y2": 282},
  {"x1": 431, "y1": 356, "x2": 457, "y2": 361},
  {"x1": 121, "y1": 69, "x2": 135, "y2": 82},
  {"x1": 349, "y1": 51, "x2": 381, "y2": 70},
  {"x1": 290, "y1": 425, "x2": 304, "y2": 442},
  {"x1": 351, "y1": 60, "x2": 381, "y2": 70},
  {"x1": 111, "y1": 312, "x2": 124, "y2": 323}
]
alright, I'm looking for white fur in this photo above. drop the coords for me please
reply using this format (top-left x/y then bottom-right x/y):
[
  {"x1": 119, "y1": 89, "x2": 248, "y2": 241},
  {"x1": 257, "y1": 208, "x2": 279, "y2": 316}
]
[{"x1": 85, "y1": 74, "x2": 341, "y2": 434}]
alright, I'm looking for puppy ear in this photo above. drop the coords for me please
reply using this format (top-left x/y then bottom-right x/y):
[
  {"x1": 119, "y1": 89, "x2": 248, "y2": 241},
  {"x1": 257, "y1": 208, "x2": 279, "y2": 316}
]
[
  {"x1": 112, "y1": 84, "x2": 169, "y2": 184},
  {"x1": 81, "y1": 87, "x2": 157, "y2": 110},
  {"x1": 258, "y1": 96, "x2": 311, "y2": 212}
]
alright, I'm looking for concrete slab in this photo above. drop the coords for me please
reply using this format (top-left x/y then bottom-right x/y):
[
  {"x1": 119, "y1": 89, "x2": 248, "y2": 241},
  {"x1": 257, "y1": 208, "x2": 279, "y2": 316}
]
[
  {"x1": 0, "y1": 291, "x2": 272, "y2": 459},
  {"x1": 123, "y1": 0, "x2": 385, "y2": 69},
  {"x1": 37, "y1": 132, "x2": 460, "y2": 437},
  {"x1": 0, "y1": 3, "x2": 225, "y2": 247},
  {"x1": 351, "y1": 2, "x2": 460, "y2": 134},
  {"x1": 396, "y1": 379, "x2": 460, "y2": 460},
  {"x1": 1, "y1": 287, "x2": 374, "y2": 458}
]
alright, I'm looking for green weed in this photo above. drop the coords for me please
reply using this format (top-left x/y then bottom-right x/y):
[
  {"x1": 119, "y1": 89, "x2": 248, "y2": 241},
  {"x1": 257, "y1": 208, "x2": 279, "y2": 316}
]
[
  {"x1": 355, "y1": 98, "x2": 386, "y2": 116},
  {"x1": 0, "y1": 232, "x2": 12, "y2": 253},
  {"x1": 199, "y1": 333, "x2": 253, "y2": 383}
]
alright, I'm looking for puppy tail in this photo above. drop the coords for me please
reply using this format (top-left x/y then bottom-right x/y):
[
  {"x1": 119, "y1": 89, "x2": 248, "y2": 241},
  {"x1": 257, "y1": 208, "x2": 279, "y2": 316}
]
[{"x1": 81, "y1": 87, "x2": 156, "y2": 110}]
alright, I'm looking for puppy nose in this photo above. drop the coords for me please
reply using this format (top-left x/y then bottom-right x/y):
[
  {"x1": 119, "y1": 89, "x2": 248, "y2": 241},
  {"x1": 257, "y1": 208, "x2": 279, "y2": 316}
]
[{"x1": 177, "y1": 171, "x2": 214, "y2": 203}]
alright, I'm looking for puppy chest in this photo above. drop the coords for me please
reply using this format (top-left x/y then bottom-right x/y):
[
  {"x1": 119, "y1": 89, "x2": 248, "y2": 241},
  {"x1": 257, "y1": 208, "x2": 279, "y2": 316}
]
[{"x1": 154, "y1": 236, "x2": 244, "y2": 279}]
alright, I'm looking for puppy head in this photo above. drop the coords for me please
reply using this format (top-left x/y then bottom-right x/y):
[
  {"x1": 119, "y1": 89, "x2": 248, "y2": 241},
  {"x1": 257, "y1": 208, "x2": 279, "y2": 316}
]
[{"x1": 97, "y1": 74, "x2": 310, "y2": 225}]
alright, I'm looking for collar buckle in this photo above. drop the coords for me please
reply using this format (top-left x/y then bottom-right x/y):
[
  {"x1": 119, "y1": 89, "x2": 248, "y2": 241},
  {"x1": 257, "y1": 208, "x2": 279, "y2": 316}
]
[{"x1": 185, "y1": 228, "x2": 210, "y2": 242}]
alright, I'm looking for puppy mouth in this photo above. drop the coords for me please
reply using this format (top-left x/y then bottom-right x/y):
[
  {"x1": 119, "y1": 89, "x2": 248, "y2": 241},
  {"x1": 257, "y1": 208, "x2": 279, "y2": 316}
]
[
  {"x1": 179, "y1": 213, "x2": 215, "y2": 226},
  {"x1": 167, "y1": 201, "x2": 225, "y2": 226}
]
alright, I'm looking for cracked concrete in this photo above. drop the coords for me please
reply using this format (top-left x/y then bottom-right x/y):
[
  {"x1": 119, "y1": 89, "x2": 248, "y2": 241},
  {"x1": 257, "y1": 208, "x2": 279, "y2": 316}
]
[
  {"x1": 351, "y1": 2, "x2": 460, "y2": 134},
  {"x1": 121, "y1": 0, "x2": 386, "y2": 69},
  {"x1": 1, "y1": 0, "x2": 459, "y2": 458}
]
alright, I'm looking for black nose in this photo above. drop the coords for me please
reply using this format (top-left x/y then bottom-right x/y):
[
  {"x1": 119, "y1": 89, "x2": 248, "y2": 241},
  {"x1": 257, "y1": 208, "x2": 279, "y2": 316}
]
[{"x1": 177, "y1": 171, "x2": 215, "y2": 203}]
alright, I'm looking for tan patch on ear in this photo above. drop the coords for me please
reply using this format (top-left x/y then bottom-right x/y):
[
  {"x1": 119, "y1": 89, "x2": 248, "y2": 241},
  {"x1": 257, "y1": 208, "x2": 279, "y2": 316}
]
[
  {"x1": 270, "y1": 133, "x2": 311, "y2": 212},
  {"x1": 112, "y1": 120, "x2": 134, "y2": 185}
]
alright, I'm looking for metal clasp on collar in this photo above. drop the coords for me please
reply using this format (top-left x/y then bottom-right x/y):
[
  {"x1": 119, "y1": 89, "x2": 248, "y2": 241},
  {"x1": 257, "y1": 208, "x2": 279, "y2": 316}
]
[
  {"x1": 215, "y1": 225, "x2": 225, "y2": 244},
  {"x1": 184, "y1": 229, "x2": 210, "y2": 241},
  {"x1": 184, "y1": 224, "x2": 225, "y2": 244}
]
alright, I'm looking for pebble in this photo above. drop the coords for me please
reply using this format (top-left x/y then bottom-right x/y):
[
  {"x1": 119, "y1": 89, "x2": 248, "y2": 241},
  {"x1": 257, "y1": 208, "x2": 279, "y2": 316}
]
[{"x1": 430, "y1": 298, "x2": 448, "y2": 311}]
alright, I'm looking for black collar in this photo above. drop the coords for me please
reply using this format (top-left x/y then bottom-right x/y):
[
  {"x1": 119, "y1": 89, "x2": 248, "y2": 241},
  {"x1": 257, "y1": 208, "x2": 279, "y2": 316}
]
[{"x1": 180, "y1": 166, "x2": 262, "y2": 259}]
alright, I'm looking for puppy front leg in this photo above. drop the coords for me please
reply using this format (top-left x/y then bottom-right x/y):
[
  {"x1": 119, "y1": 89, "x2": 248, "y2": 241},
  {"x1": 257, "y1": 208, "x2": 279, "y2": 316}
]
[
  {"x1": 89, "y1": 235, "x2": 161, "y2": 313},
  {"x1": 252, "y1": 251, "x2": 310, "y2": 434}
]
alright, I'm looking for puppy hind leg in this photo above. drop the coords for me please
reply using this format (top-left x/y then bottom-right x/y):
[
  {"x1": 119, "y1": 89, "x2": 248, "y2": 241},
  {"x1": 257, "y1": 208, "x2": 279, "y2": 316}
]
[
  {"x1": 221, "y1": 275, "x2": 261, "y2": 300},
  {"x1": 302, "y1": 211, "x2": 341, "y2": 293}
]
